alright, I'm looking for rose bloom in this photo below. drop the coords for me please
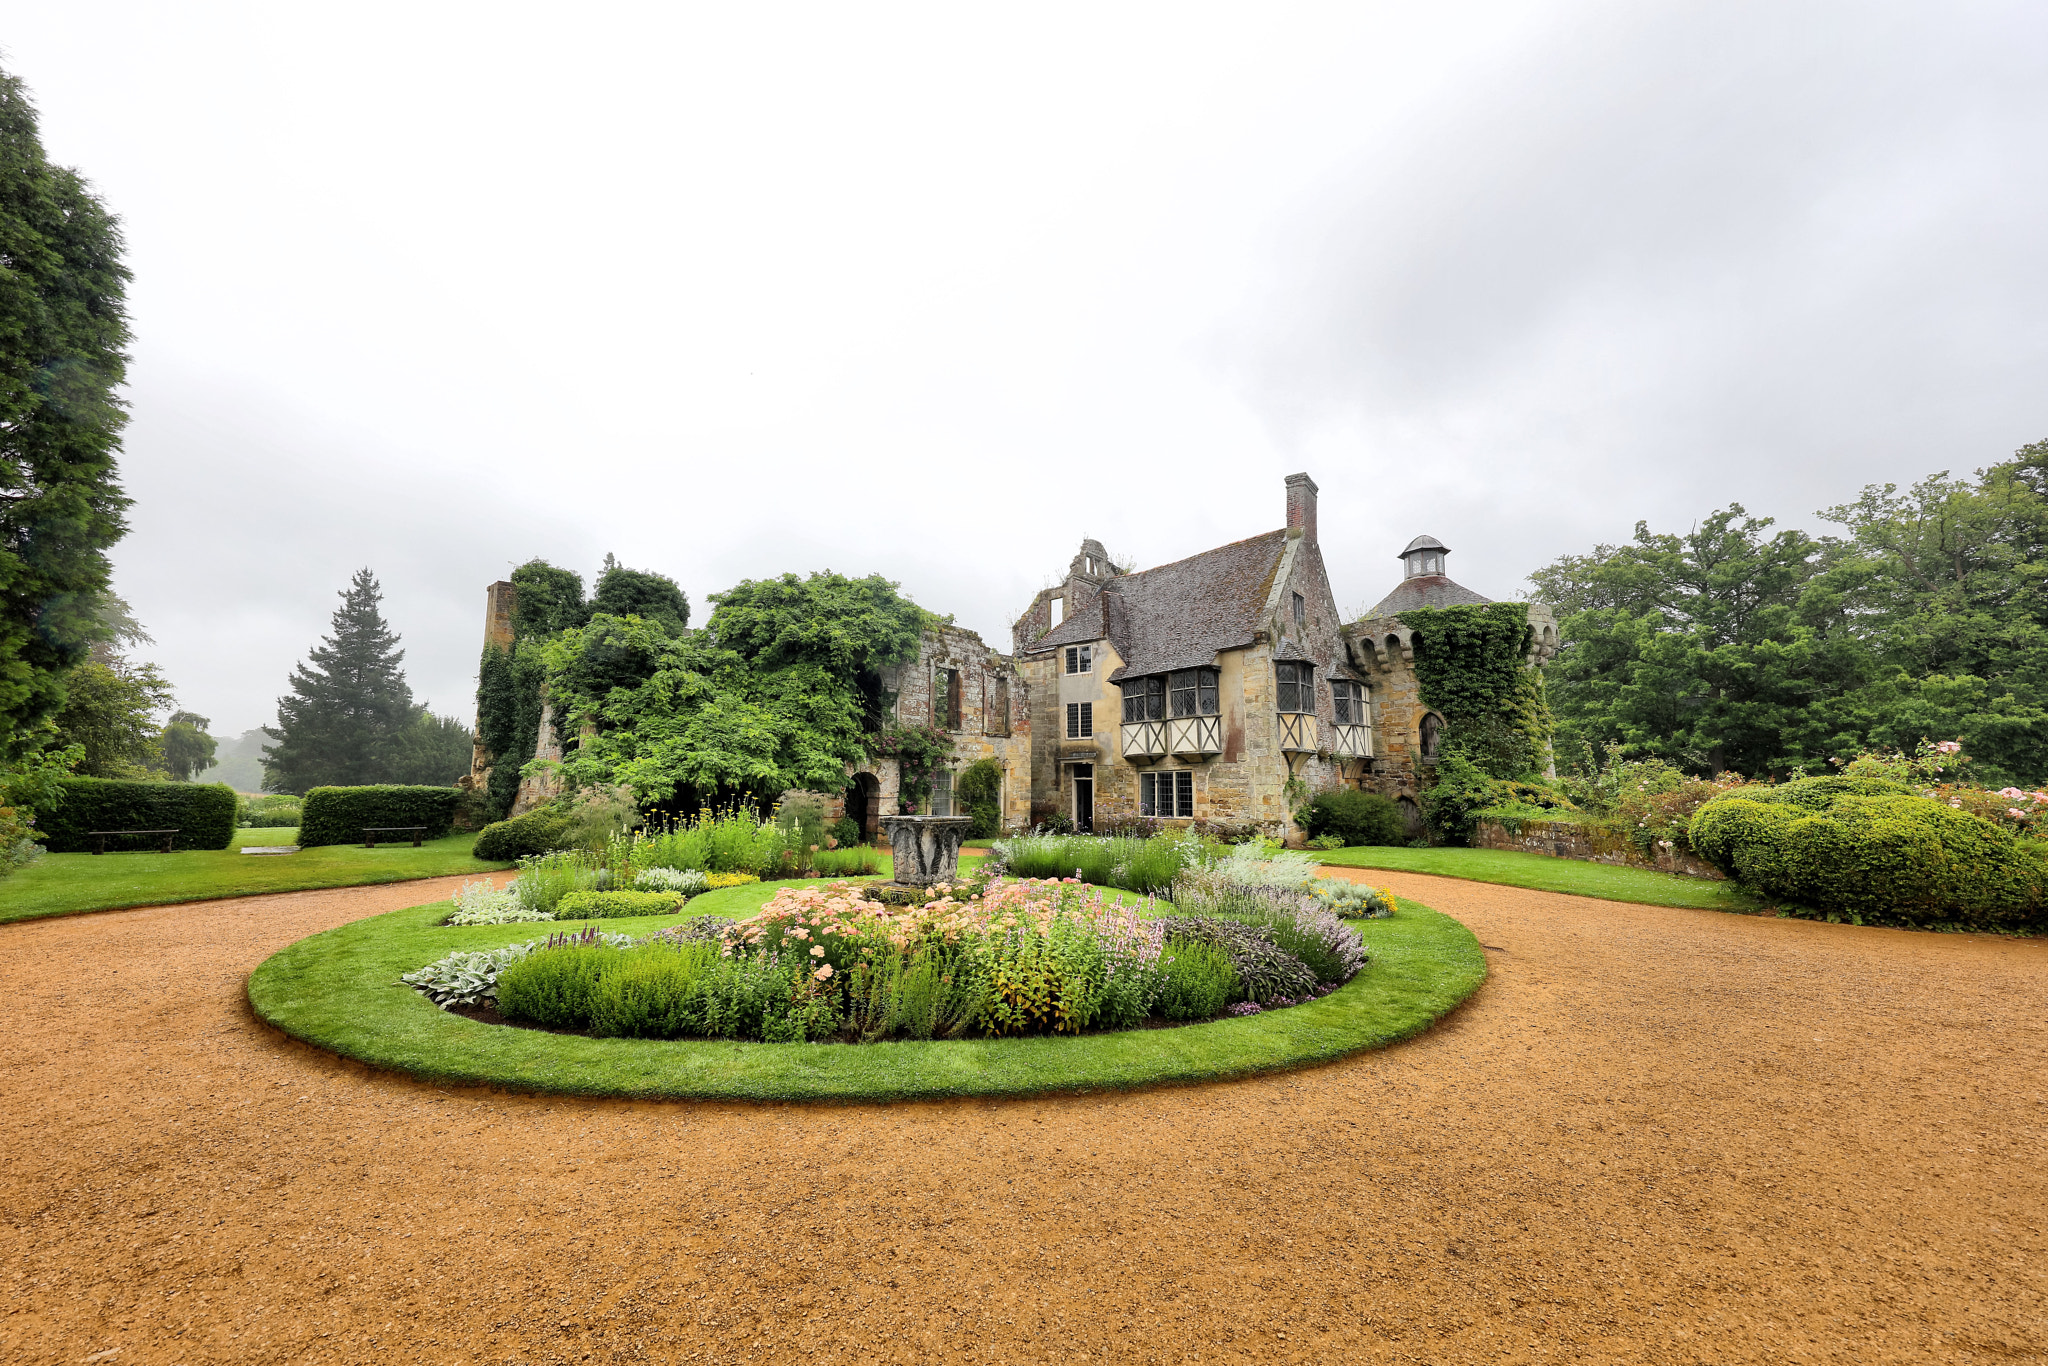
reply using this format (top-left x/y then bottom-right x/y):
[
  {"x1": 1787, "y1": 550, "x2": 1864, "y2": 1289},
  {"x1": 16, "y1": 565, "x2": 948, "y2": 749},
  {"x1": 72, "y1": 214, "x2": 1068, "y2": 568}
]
[
  {"x1": 814, "y1": 964, "x2": 834, "y2": 980},
  {"x1": 2010, "y1": 808, "x2": 2026, "y2": 819}
]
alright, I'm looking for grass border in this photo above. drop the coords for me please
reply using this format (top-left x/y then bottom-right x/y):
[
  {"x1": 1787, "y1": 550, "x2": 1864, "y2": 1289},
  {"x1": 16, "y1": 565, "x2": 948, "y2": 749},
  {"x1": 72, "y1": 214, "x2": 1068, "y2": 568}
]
[{"x1": 246, "y1": 885, "x2": 1486, "y2": 1102}]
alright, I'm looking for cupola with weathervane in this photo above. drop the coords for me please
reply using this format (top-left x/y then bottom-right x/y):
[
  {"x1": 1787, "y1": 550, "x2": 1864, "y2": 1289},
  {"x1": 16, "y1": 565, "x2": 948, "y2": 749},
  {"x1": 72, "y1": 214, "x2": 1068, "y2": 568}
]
[{"x1": 1400, "y1": 535, "x2": 1449, "y2": 580}]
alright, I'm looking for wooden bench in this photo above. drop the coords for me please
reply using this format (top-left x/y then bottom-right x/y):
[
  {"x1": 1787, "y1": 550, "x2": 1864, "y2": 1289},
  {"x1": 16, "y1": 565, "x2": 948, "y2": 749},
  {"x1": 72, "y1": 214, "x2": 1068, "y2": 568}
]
[
  {"x1": 88, "y1": 829, "x2": 179, "y2": 855},
  {"x1": 362, "y1": 826, "x2": 427, "y2": 848}
]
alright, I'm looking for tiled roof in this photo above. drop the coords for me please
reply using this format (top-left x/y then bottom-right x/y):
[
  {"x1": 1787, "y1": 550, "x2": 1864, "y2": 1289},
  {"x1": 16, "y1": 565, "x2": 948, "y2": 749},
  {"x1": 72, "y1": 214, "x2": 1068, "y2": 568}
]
[
  {"x1": 1024, "y1": 529, "x2": 1290, "y2": 680},
  {"x1": 1358, "y1": 574, "x2": 1493, "y2": 620}
]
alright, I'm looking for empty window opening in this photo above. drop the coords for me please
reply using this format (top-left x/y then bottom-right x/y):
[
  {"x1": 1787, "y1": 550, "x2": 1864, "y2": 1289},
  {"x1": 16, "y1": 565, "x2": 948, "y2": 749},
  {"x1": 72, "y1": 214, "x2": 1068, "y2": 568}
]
[
  {"x1": 1049, "y1": 596, "x2": 1064, "y2": 629},
  {"x1": 1420, "y1": 713, "x2": 1442, "y2": 758},
  {"x1": 984, "y1": 674, "x2": 1011, "y2": 736},
  {"x1": 933, "y1": 667, "x2": 961, "y2": 731}
]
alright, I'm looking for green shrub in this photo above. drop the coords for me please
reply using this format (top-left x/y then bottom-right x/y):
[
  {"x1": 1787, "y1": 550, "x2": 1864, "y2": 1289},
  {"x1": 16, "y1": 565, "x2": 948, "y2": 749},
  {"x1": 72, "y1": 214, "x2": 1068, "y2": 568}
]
[
  {"x1": 473, "y1": 808, "x2": 573, "y2": 861},
  {"x1": 811, "y1": 845, "x2": 880, "y2": 877},
  {"x1": 553, "y1": 889, "x2": 685, "y2": 919},
  {"x1": 991, "y1": 831, "x2": 1205, "y2": 893},
  {"x1": 1299, "y1": 789, "x2": 1406, "y2": 846},
  {"x1": 37, "y1": 778, "x2": 237, "y2": 853},
  {"x1": 588, "y1": 944, "x2": 717, "y2": 1038},
  {"x1": 827, "y1": 816, "x2": 860, "y2": 848},
  {"x1": 237, "y1": 794, "x2": 304, "y2": 828},
  {"x1": 888, "y1": 946, "x2": 988, "y2": 1040},
  {"x1": 297, "y1": 785, "x2": 459, "y2": 848},
  {"x1": 1154, "y1": 939, "x2": 1238, "y2": 1020},
  {"x1": 1690, "y1": 781, "x2": 2045, "y2": 930},
  {"x1": 957, "y1": 758, "x2": 1003, "y2": 839},
  {"x1": 496, "y1": 945, "x2": 619, "y2": 1028}
]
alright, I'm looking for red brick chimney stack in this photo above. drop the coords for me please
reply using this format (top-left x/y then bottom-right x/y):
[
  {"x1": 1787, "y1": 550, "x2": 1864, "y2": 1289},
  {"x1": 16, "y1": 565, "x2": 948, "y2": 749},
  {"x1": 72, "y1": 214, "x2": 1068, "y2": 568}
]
[{"x1": 1285, "y1": 473, "x2": 1318, "y2": 548}]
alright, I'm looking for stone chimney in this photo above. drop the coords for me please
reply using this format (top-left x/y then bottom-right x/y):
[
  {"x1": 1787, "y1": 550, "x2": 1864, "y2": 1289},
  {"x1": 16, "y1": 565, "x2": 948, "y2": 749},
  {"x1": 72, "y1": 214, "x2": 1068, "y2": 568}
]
[
  {"x1": 1285, "y1": 473, "x2": 1318, "y2": 547},
  {"x1": 484, "y1": 580, "x2": 517, "y2": 651}
]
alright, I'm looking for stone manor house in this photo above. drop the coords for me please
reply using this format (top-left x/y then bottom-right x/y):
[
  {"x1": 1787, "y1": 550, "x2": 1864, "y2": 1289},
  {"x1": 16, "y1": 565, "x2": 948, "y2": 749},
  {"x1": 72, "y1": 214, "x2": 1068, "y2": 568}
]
[{"x1": 475, "y1": 474, "x2": 1555, "y2": 841}]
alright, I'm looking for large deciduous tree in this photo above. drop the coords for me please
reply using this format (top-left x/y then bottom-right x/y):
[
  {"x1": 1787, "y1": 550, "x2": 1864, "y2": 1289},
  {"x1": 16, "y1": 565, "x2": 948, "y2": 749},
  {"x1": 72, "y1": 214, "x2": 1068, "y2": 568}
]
[
  {"x1": 534, "y1": 572, "x2": 929, "y2": 811},
  {"x1": 159, "y1": 710, "x2": 217, "y2": 781},
  {"x1": 0, "y1": 69, "x2": 133, "y2": 759}
]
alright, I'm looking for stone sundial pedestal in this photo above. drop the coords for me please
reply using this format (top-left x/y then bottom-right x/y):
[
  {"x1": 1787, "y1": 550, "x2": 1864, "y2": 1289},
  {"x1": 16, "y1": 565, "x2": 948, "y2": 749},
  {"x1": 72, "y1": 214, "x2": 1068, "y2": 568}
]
[{"x1": 876, "y1": 815, "x2": 974, "y2": 887}]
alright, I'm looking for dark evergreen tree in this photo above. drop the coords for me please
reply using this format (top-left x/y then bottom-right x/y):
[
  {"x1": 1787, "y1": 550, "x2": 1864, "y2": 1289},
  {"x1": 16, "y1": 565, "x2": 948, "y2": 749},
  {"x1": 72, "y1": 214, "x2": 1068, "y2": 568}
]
[
  {"x1": 0, "y1": 69, "x2": 133, "y2": 758},
  {"x1": 263, "y1": 569, "x2": 420, "y2": 792}
]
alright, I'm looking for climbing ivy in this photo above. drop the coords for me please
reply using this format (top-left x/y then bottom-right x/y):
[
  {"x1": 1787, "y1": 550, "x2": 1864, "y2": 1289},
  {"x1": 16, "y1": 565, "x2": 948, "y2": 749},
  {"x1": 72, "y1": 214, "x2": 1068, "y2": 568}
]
[
  {"x1": 865, "y1": 723, "x2": 954, "y2": 812},
  {"x1": 1399, "y1": 602, "x2": 1552, "y2": 779},
  {"x1": 475, "y1": 637, "x2": 548, "y2": 821}
]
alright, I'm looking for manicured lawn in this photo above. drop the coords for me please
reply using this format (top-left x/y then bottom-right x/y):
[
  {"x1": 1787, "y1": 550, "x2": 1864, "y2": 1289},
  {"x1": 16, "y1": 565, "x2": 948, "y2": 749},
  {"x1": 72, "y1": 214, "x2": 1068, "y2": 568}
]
[
  {"x1": 0, "y1": 827, "x2": 514, "y2": 925},
  {"x1": 1315, "y1": 844, "x2": 1758, "y2": 912},
  {"x1": 246, "y1": 881, "x2": 1485, "y2": 1101}
]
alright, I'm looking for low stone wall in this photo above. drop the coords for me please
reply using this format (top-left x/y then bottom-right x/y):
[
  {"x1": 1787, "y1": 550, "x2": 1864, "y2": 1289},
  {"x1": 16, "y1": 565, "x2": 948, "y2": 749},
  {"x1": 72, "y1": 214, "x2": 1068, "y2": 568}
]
[{"x1": 1472, "y1": 817, "x2": 1726, "y2": 881}]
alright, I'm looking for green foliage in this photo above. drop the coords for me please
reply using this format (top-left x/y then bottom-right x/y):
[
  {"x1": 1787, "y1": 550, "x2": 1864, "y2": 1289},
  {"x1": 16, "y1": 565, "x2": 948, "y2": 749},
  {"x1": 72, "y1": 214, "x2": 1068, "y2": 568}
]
[
  {"x1": 473, "y1": 809, "x2": 573, "y2": 862},
  {"x1": 887, "y1": 946, "x2": 986, "y2": 1040},
  {"x1": 588, "y1": 944, "x2": 716, "y2": 1037},
  {"x1": 1535, "y1": 445, "x2": 2048, "y2": 784},
  {"x1": 297, "y1": 785, "x2": 459, "y2": 848},
  {"x1": 496, "y1": 944, "x2": 619, "y2": 1028},
  {"x1": 991, "y1": 830, "x2": 1208, "y2": 893},
  {"x1": 0, "y1": 742, "x2": 78, "y2": 868},
  {"x1": 554, "y1": 889, "x2": 686, "y2": 919},
  {"x1": 509, "y1": 846, "x2": 597, "y2": 911},
  {"x1": 265, "y1": 570, "x2": 462, "y2": 793},
  {"x1": 35, "y1": 777, "x2": 235, "y2": 852},
  {"x1": 1400, "y1": 602, "x2": 1548, "y2": 779},
  {"x1": 957, "y1": 757, "x2": 1003, "y2": 836},
  {"x1": 1154, "y1": 915, "x2": 1318, "y2": 1004},
  {"x1": 51, "y1": 655, "x2": 171, "y2": 777},
  {"x1": 1298, "y1": 789, "x2": 1406, "y2": 846},
  {"x1": 590, "y1": 558, "x2": 689, "y2": 633},
  {"x1": 828, "y1": 815, "x2": 860, "y2": 847},
  {"x1": 237, "y1": 793, "x2": 303, "y2": 828},
  {"x1": 509, "y1": 559, "x2": 588, "y2": 639},
  {"x1": 811, "y1": 845, "x2": 881, "y2": 877},
  {"x1": 159, "y1": 711, "x2": 216, "y2": 781},
  {"x1": 1419, "y1": 753, "x2": 1497, "y2": 845},
  {"x1": 636, "y1": 807, "x2": 789, "y2": 875},
  {"x1": 0, "y1": 70, "x2": 133, "y2": 760},
  {"x1": 1689, "y1": 779, "x2": 2045, "y2": 930},
  {"x1": 1154, "y1": 938, "x2": 1238, "y2": 1020},
  {"x1": 865, "y1": 723, "x2": 954, "y2": 811}
]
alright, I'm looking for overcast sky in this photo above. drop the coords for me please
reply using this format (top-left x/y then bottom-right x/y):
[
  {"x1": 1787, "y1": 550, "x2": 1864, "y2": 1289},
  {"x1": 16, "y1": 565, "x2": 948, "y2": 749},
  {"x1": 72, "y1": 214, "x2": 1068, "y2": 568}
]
[{"x1": 8, "y1": 1, "x2": 2047, "y2": 736}]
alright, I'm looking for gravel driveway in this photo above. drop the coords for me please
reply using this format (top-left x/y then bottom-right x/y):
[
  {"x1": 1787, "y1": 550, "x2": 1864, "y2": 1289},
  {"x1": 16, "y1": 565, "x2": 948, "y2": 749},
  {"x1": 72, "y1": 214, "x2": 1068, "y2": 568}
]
[{"x1": 1, "y1": 869, "x2": 2041, "y2": 1364}]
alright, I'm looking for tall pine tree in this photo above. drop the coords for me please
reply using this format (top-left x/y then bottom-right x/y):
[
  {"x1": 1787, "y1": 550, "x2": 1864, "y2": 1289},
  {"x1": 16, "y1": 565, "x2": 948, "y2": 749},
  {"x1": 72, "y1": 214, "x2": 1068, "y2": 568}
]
[
  {"x1": 0, "y1": 68, "x2": 133, "y2": 758},
  {"x1": 264, "y1": 569, "x2": 422, "y2": 792}
]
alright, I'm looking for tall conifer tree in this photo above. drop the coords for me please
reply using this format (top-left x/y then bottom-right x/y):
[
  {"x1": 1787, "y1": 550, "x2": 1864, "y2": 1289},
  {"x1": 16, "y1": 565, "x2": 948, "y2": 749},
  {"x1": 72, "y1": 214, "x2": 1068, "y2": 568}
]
[
  {"x1": 0, "y1": 68, "x2": 133, "y2": 757},
  {"x1": 264, "y1": 569, "x2": 420, "y2": 792}
]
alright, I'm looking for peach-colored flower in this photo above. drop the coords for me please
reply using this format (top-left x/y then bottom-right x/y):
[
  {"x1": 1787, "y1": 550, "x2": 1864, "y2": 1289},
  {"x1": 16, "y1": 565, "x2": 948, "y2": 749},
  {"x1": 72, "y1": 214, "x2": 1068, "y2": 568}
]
[
  {"x1": 810, "y1": 945, "x2": 825, "y2": 957},
  {"x1": 815, "y1": 964, "x2": 834, "y2": 980}
]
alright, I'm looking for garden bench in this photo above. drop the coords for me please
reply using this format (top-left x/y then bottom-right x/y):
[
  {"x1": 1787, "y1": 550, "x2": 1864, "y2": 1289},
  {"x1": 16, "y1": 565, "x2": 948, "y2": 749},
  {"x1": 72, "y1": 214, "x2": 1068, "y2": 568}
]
[
  {"x1": 87, "y1": 829, "x2": 179, "y2": 855},
  {"x1": 362, "y1": 826, "x2": 427, "y2": 848}
]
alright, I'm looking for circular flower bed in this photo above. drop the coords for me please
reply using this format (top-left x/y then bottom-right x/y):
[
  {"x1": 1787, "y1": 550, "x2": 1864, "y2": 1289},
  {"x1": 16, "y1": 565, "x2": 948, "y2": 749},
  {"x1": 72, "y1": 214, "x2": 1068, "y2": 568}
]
[{"x1": 248, "y1": 878, "x2": 1485, "y2": 1101}]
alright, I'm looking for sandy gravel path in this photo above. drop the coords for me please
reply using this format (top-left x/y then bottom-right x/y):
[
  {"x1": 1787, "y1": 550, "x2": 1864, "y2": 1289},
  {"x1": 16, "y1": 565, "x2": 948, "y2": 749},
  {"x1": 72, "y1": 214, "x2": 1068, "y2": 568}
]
[{"x1": 2, "y1": 870, "x2": 2043, "y2": 1365}]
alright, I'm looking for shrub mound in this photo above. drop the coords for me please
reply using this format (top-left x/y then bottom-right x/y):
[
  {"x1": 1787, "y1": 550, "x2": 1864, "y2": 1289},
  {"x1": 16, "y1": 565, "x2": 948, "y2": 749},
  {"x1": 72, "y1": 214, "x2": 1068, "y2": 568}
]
[
  {"x1": 1299, "y1": 789, "x2": 1406, "y2": 847},
  {"x1": 554, "y1": 889, "x2": 687, "y2": 919},
  {"x1": 37, "y1": 779, "x2": 236, "y2": 853},
  {"x1": 472, "y1": 809, "x2": 571, "y2": 861},
  {"x1": 298, "y1": 785, "x2": 459, "y2": 848},
  {"x1": 1689, "y1": 776, "x2": 2046, "y2": 930}
]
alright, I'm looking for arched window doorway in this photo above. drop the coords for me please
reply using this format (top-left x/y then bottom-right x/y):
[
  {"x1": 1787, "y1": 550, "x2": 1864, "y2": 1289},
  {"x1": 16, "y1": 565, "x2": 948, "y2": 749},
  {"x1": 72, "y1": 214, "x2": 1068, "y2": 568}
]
[{"x1": 1419, "y1": 713, "x2": 1442, "y2": 760}]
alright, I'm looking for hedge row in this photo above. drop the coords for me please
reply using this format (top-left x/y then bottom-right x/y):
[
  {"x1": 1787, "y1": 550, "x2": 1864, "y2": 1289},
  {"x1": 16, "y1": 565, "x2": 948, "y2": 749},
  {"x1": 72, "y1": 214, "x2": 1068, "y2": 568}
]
[
  {"x1": 298, "y1": 786, "x2": 460, "y2": 848},
  {"x1": 1689, "y1": 776, "x2": 2046, "y2": 931},
  {"x1": 37, "y1": 779, "x2": 238, "y2": 853}
]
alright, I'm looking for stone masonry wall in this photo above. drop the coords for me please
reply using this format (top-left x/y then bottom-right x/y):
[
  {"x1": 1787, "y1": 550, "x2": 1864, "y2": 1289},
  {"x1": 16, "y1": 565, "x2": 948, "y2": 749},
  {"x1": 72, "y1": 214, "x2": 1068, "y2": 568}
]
[{"x1": 1472, "y1": 816, "x2": 1726, "y2": 880}]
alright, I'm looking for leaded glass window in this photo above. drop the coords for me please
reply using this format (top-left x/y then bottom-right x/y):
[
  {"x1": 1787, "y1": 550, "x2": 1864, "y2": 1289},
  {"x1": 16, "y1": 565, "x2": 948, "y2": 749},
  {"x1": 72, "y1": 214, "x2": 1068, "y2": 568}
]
[
  {"x1": 1169, "y1": 669, "x2": 1219, "y2": 717},
  {"x1": 1122, "y1": 676, "x2": 1164, "y2": 723},
  {"x1": 1276, "y1": 661, "x2": 1312, "y2": 714}
]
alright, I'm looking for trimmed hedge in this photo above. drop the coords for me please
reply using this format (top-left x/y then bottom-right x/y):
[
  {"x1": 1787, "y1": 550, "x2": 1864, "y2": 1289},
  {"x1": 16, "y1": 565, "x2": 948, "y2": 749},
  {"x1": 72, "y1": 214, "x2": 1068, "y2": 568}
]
[
  {"x1": 1689, "y1": 777, "x2": 2046, "y2": 931},
  {"x1": 472, "y1": 808, "x2": 572, "y2": 861},
  {"x1": 38, "y1": 779, "x2": 238, "y2": 853},
  {"x1": 554, "y1": 890, "x2": 686, "y2": 919},
  {"x1": 298, "y1": 786, "x2": 460, "y2": 848},
  {"x1": 1300, "y1": 789, "x2": 1407, "y2": 846}
]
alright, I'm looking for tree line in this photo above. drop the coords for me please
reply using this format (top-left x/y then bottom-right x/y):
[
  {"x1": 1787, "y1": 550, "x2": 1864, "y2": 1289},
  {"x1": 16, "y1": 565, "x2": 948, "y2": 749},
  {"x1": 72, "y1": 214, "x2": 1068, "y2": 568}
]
[{"x1": 1534, "y1": 440, "x2": 2048, "y2": 786}]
